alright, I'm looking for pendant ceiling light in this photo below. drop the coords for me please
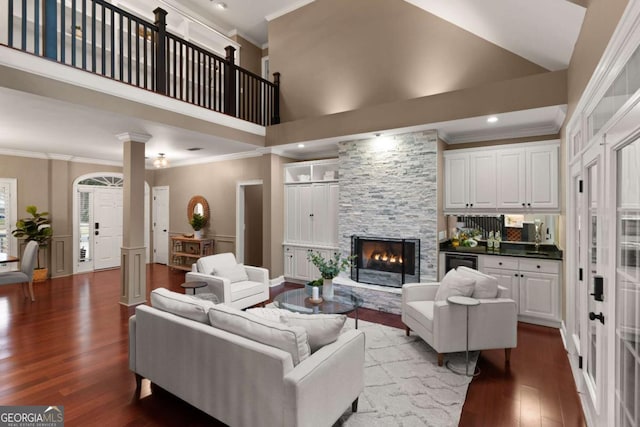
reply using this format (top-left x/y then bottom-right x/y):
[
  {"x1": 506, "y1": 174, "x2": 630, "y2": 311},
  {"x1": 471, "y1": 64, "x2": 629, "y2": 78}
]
[{"x1": 153, "y1": 153, "x2": 169, "y2": 168}]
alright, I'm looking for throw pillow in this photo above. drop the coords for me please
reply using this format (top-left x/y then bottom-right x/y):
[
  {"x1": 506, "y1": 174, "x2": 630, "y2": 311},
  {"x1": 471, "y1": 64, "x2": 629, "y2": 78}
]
[
  {"x1": 457, "y1": 266, "x2": 499, "y2": 299},
  {"x1": 208, "y1": 304, "x2": 311, "y2": 365},
  {"x1": 213, "y1": 264, "x2": 249, "y2": 283},
  {"x1": 150, "y1": 288, "x2": 217, "y2": 324},
  {"x1": 247, "y1": 307, "x2": 347, "y2": 353},
  {"x1": 434, "y1": 269, "x2": 476, "y2": 302}
]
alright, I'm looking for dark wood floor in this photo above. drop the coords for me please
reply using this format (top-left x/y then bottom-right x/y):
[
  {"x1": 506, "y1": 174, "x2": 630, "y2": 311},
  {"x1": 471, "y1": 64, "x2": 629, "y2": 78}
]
[{"x1": 0, "y1": 264, "x2": 585, "y2": 426}]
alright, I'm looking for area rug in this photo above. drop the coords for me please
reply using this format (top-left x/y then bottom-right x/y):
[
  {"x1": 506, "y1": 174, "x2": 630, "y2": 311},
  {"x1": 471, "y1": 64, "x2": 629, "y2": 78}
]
[{"x1": 335, "y1": 319, "x2": 478, "y2": 427}]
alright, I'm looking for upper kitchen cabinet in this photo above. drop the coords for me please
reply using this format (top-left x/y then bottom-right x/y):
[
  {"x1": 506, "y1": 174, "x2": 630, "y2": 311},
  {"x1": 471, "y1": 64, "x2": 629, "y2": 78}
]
[
  {"x1": 444, "y1": 151, "x2": 497, "y2": 210},
  {"x1": 497, "y1": 142, "x2": 559, "y2": 210},
  {"x1": 444, "y1": 140, "x2": 559, "y2": 213}
]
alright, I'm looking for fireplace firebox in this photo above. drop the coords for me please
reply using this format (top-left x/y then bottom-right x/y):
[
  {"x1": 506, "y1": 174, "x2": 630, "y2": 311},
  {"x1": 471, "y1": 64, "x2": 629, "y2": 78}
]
[{"x1": 351, "y1": 236, "x2": 420, "y2": 287}]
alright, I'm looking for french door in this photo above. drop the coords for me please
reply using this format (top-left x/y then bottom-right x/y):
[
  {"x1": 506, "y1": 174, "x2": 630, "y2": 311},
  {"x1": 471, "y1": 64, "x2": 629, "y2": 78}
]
[{"x1": 580, "y1": 142, "x2": 608, "y2": 424}]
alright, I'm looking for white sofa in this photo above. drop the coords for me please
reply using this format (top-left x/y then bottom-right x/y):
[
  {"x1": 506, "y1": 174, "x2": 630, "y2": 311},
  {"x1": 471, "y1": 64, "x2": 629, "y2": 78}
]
[
  {"x1": 185, "y1": 252, "x2": 269, "y2": 309},
  {"x1": 129, "y1": 298, "x2": 365, "y2": 427},
  {"x1": 402, "y1": 274, "x2": 517, "y2": 366}
]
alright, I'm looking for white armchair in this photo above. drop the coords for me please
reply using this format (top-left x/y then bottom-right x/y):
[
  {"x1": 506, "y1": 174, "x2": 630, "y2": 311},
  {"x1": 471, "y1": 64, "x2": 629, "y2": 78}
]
[
  {"x1": 185, "y1": 253, "x2": 269, "y2": 310},
  {"x1": 402, "y1": 279, "x2": 517, "y2": 367}
]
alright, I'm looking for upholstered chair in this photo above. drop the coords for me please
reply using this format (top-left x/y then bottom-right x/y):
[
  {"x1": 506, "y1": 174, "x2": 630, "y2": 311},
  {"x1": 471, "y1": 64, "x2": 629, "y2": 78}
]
[
  {"x1": 185, "y1": 252, "x2": 269, "y2": 309},
  {"x1": 402, "y1": 267, "x2": 518, "y2": 366},
  {"x1": 0, "y1": 241, "x2": 39, "y2": 301}
]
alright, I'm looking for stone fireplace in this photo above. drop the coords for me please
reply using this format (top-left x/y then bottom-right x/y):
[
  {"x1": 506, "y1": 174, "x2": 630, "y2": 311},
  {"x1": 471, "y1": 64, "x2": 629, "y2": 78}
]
[{"x1": 351, "y1": 236, "x2": 420, "y2": 287}]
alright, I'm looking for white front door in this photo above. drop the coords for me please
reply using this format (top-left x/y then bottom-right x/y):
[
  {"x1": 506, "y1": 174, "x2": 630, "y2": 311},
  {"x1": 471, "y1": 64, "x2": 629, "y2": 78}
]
[
  {"x1": 580, "y1": 141, "x2": 608, "y2": 424},
  {"x1": 93, "y1": 188, "x2": 123, "y2": 270},
  {"x1": 0, "y1": 178, "x2": 17, "y2": 272},
  {"x1": 152, "y1": 186, "x2": 169, "y2": 264}
]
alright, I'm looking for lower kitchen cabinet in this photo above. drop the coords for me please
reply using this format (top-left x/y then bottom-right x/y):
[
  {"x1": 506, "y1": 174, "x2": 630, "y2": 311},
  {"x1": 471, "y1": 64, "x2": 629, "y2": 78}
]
[{"x1": 480, "y1": 255, "x2": 561, "y2": 327}]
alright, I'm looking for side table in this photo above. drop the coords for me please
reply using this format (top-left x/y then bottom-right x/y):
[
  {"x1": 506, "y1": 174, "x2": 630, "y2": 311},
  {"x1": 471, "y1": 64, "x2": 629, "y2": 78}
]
[
  {"x1": 180, "y1": 281, "x2": 207, "y2": 295},
  {"x1": 446, "y1": 295, "x2": 481, "y2": 377}
]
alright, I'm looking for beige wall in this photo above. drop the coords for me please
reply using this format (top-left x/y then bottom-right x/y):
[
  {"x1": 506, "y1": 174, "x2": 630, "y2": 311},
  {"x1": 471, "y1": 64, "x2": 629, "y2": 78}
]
[
  {"x1": 0, "y1": 154, "x2": 125, "y2": 277},
  {"x1": 244, "y1": 184, "x2": 263, "y2": 266},
  {"x1": 231, "y1": 35, "x2": 263, "y2": 76},
  {"x1": 269, "y1": 0, "x2": 547, "y2": 123}
]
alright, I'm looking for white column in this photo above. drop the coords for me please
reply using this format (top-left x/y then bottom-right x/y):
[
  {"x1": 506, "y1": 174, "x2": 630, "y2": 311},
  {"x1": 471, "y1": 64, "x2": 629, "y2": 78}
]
[{"x1": 117, "y1": 132, "x2": 151, "y2": 306}]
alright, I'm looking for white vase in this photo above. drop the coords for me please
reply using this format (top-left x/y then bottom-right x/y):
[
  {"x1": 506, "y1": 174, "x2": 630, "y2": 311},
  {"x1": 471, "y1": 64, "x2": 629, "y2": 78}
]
[
  {"x1": 323, "y1": 278, "x2": 334, "y2": 299},
  {"x1": 194, "y1": 229, "x2": 203, "y2": 239}
]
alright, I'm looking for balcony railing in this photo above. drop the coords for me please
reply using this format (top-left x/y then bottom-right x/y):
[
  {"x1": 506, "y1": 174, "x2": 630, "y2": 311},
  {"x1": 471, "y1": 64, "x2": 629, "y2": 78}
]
[{"x1": 3, "y1": 0, "x2": 280, "y2": 126}]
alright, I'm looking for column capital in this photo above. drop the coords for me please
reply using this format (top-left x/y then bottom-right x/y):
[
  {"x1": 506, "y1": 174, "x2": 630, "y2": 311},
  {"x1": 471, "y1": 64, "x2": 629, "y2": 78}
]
[{"x1": 116, "y1": 132, "x2": 152, "y2": 143}]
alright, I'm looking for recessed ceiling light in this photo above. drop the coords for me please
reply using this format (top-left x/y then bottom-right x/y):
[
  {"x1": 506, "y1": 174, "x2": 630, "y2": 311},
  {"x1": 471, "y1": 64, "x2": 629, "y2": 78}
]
[
  {"x1": 297, "y1": 143, "x2": 305, "y2": 148},
  {"x1": 374, "y1": 133, "x2": 381, "y2": 137},
  {"x1": 213, "y1": 1, "x2": 227, "y2": 10},
  {"x1": 186, "y1": 147, "x2": 203, "y2": 151},
  {"x1": 487, "y1": 116, "x2": 498, "y2": 124}
]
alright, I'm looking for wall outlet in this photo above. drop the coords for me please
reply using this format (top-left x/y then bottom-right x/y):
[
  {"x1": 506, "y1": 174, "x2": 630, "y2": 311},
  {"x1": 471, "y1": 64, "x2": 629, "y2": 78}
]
[{"x1": 438, "y1": 230, "x2": 446, "y2": 241}]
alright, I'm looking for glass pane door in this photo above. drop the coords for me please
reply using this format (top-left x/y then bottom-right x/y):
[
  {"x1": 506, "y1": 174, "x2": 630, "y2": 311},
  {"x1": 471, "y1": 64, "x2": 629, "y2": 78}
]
[
  {"x1": 615, "y1": 138, "x2": 640, "y2": 427},
  {"x1": 0, "y1": 179, "x2": 17, "y2": 273}
]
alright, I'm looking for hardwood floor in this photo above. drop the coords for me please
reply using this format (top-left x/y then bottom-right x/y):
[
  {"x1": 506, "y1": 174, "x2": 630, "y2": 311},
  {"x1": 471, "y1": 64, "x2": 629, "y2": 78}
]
[{"x1": 0, "y1": 265, "x2": 584, "y2": 426}]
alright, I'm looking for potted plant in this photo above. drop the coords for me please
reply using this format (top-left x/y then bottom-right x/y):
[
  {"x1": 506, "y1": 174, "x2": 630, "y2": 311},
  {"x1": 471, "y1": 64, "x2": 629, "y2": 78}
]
[
  {"x1": 12, "y1": 205, "x2": 53, "y2": 282},
  {"x1": 307, "y1": 251, "x2": 355, "y2": 299},
  {"x1": 190, "y1": 212, "x2": 206, "y2": 239},
  {"x1": 305, "y1": 277, "x2": 323, "y2": 296}
]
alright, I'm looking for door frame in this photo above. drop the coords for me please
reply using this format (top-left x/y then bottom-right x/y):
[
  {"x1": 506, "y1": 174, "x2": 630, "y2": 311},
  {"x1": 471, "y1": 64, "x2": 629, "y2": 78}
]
[
  {"x1": 152, "y1": 186, "x2": 170, "y2": 264},
  {"x1": 235, "y1": 179, "x2": 263, "y2": 264},
  {"x1": 0, "y1": 178, "x2": 18, "y2": 272},
  {"x1": 72, "y1": 172, "x2": 150, "y2": 274}
]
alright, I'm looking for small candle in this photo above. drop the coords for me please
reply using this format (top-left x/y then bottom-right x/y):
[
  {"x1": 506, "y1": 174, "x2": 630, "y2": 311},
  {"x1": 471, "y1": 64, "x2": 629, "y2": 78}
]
[{"x1": 312, "y1": 286, "x2": 319, "y2": 300}]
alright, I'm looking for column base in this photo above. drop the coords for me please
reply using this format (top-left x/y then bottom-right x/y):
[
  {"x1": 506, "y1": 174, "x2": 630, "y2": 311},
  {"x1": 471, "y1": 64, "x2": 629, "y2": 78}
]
[{"x1": 120, "y1": 246, "x2": 147, "y2": 306}]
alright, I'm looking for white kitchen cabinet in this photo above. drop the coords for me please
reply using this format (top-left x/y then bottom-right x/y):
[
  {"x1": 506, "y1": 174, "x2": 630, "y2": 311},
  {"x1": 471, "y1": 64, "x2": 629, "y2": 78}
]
[
  {"x1": 444, "y1": 140, "x2": 559, "y2": 212},
  {"x1": 479, "y1": 255, "x2": 561, "y2": 327},
  {"x1": 496, "y1": 142, "x2": 559, "y2": 210},
  {"x1": 444, "y1": 151, "x2": 496, "y2": 210},
  {"x1": 283, "y1": 160, "x2": 339, "y2": 282}
]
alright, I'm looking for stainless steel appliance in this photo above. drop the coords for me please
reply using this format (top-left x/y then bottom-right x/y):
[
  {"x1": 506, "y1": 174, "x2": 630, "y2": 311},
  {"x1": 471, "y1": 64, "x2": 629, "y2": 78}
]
[{"x1": 444, "y1": 253, "x2": 478, "y2": 273}]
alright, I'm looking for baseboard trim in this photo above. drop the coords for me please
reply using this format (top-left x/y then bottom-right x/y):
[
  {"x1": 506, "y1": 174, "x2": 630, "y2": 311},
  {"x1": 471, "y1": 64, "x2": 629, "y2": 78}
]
[{"x1": 269, "y1": 276, "x2": 285, "y2": 287}]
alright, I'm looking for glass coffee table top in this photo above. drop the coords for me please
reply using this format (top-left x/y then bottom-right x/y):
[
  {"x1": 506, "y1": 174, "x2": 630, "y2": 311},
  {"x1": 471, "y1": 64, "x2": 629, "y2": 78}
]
[{"x1": 273, "y1": 288, "x2": 363, "y2": 325}]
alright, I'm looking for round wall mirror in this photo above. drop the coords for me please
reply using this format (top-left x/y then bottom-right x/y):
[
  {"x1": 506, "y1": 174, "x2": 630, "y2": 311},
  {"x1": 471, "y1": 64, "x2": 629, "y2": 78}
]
[{"x1": 187, "y1": 195, "x2": 210, "y2": 225}]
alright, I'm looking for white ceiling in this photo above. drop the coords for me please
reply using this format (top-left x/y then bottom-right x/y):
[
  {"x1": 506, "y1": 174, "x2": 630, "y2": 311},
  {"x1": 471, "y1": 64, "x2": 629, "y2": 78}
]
[{"x1": 0, "y1": 0, "x2": 583, "y2": 166}]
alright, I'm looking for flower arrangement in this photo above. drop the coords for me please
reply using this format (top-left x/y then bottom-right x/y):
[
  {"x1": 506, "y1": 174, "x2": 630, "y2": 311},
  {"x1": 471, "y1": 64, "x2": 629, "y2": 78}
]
[{"x1": 307, "y1": 251, "x2": 355, "y2": 280}]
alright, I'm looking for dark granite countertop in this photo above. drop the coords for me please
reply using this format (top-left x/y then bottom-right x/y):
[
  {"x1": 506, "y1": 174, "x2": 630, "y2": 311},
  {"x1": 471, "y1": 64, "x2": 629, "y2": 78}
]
[{"x1": 439, "y1": 241, "x2": 563, "y2": 260}]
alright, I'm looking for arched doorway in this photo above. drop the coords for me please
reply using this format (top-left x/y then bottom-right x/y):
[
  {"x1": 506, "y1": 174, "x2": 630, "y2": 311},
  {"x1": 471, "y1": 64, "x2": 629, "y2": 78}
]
[{"x1": 72, "y1": 173, "x2": 149, "y2": 273}]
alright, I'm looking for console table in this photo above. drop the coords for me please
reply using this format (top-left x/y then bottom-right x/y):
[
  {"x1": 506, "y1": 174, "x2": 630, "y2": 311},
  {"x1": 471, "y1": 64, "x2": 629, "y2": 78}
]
[{"x1": 169, "y1": 236, "x2": 214, "y2": 271}]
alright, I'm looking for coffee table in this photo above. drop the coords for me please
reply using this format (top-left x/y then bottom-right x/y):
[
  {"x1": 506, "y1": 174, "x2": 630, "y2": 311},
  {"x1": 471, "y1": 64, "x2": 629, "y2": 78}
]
[{"x1": 273, "y1": 288, "x2": 363, "y2": 328}]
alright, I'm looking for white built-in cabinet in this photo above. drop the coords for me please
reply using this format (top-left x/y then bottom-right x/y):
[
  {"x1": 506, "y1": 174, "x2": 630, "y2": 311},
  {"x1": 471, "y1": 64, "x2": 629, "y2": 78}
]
[
  {"x1": 283, "y1": 159, "x2": 339, "y2": 282},
  {"x1": 444, "y1": 151, "x2": 497, "y2": 209},
  {"x1": 480, "y1": 255, "x2": 561, "y2": 327},
  {"x1": 444, "y1": 140, "x2": 559, "y2": 212}
]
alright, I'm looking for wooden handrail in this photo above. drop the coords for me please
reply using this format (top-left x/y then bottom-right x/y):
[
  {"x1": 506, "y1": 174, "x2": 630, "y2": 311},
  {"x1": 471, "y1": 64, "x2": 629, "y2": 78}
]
[{"x1": 4, "y1": 0, "x2": 279, "y2": 126}]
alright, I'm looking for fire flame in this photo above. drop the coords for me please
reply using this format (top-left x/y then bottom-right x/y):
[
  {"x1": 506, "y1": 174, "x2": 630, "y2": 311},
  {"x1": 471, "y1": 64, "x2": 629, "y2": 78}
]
[{"x1": 371, "y1": 251, "x2": 403, "y2": 264}]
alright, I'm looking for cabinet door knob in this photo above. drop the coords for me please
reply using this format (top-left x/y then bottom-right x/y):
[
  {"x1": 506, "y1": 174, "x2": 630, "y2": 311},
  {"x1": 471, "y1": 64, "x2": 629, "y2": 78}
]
[
  {"x1": 514, "y1": 273, "x2": 518, "y2": 277},
  {"x1": 520, "y1": 274, "x2": 524, "y2": 278},
  {"x1": 527, "y1": 203, "x2": 531, "y2": 207},
  {"x1": 470, "y1": 203, "x2": 474, "y2": 207},
  {"x1": 522, "y1": 203, "x2": 525, "y2": 207},
  {"x1": 498, "y1": 262, "x2": 502, "y2": 266},
  {"x1": 465, "y1": 203, "x2": 469, "y2": 207},
  {"x1": 537, "y1": 265, "x2": 541, "y2": 269}
]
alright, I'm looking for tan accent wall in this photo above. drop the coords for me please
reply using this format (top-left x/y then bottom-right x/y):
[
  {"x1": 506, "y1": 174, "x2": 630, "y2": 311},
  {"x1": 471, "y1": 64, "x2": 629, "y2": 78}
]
[
  {"x1": 231, "y1": 35, "x2": 263, "y2": 76},
  {"x1": 566, "y1": 0, "x2": 629, "y2": 120},
  {"x1": 266, "y1": 70, "x2": 567, "y2": 146},
  {"x1": 262, "y1": 47, "x2": 269, "y2": 57},
  {"x1": 269, "y1": 0, "x2": 548, "y2": 123}
]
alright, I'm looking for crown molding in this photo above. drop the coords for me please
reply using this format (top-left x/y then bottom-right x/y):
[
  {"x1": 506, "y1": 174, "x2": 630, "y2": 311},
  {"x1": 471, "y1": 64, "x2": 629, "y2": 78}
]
[
  {"x1": 265, "y1": 0, "x2": 315, "y2": 21},
  {"x1": 444, "y1": 122, "x2": 563, "y2": 145},
  {"x1": 0, "y1": 147, "x2": 123, "y2": 166},
  {"x1": 116, "y1": 132, "x2": 152, "y2": 143},
  {"x1": 164, "y1": 149, "x2": 263, "y2": 169}
]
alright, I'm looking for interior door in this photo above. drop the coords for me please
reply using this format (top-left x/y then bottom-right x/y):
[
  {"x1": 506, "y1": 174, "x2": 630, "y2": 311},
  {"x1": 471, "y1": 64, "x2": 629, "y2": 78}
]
[
  {"x1": 581, "y1": 142, "x2": 607, "y2": 424},
  {"x1": 152, "y1": 186, "x2": 169, "y2": 264},
  {"x1": 93, "y1": 188, "x2": 123, "y2": 270}
]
